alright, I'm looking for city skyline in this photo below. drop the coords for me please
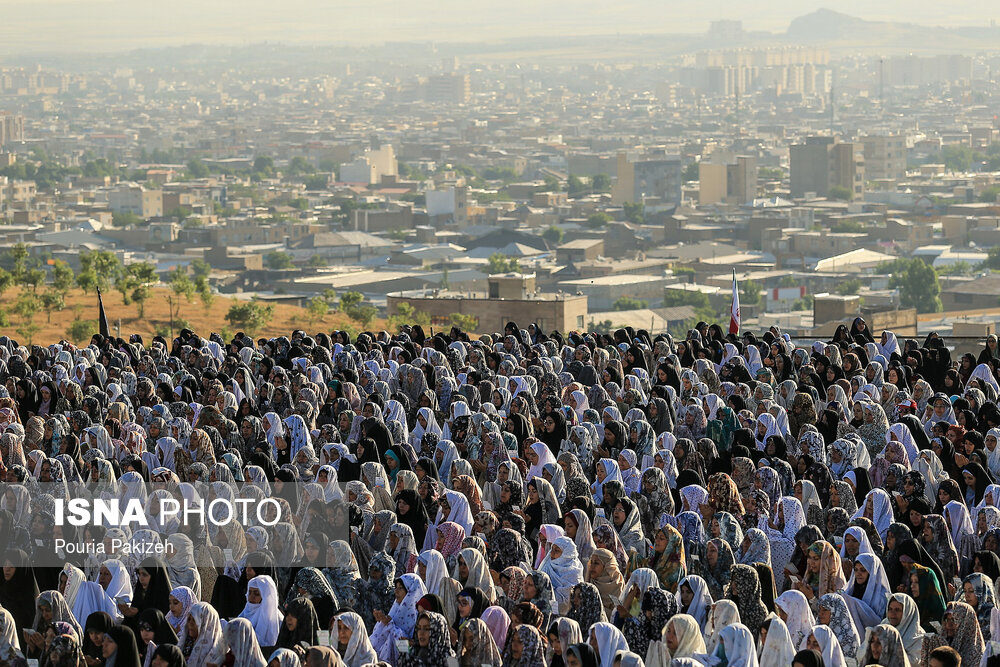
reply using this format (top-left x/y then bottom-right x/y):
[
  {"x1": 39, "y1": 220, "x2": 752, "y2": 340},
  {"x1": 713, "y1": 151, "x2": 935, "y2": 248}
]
[{"x1": 0, "y1": 1, "x2": 997, "y2": 56}]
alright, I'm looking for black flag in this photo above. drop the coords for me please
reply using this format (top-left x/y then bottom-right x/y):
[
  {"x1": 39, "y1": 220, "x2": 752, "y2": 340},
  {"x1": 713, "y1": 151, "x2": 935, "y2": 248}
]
[{"x1": 97, "y1": 287, "x2": 111, "y2": 338}]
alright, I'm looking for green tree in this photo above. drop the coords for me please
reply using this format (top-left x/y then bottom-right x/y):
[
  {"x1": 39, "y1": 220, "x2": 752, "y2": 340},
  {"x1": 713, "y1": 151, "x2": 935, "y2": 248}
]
[
  {"x1": 876, "y1": 258, "x2": 942, "y2": 313},
  {"x1": 288, "y1": 156, "x2": 315, "y2": 175},
  {"x1": 22, "y1": 268, "x2": 45, "y2": 292},
  {"x1": 167, "y1": 206, "x2": 192, "y2": 222},
  {"x1": 186, "y1": 159, "x2": 210, "y2": 179},
  {"x1": 78, "y1": 249, "x2": 122, "y2": 292},
  {"x1": 40, "y1": 290, "x2": 65, "y2": 323},
  {"x1": 65, "y1": 319, "x2": 96, "y2": 344},
  {"x1": 304, "y1": 175, "x2": 329, "y2": 191},
  {"x1": 835, "y1": 278, "x2": 864, "y2": 296},
  {"x1": 542, "y1": 173, "x2": 561, "y2": 192},
  {"x1": 306, "y1": 296, "x2": 329, "y2": 324},
  {"x1": 941, "y1": 145, "x2": 975, "y2": 172},
  {"x1": 8, "y1": 243, "x2": 30, "y2": 284},
  {"x1": 339, "y1": 291, "x2": 376, "y2": 327},
  {"x1": 307, "y1": 255, "x2": 328, "y2": 268},
  {"x1": 542, "y1": 226, "x2": 564, "y2": 245},
  {"x1": 225, "y1": 301, "x2": 275, "y2": 335},
  {"x1": 112, "y1": 211, "x2": 143, "y2": 227},
  {"x1": 588, "y1": 319, "x2": 615, "y2": 335},
  {"x1": 167, "y1": 269, "x2": 196, "y2": 333},
  {"x1": 828, "y1": 185, "x2": 853, "y2": 201},
  {"x1": 51, "y1": 260, "x2": 75, "y2": 294},
  {"x1": 486, "y1": 253, "x2": 520, "y2": 274},
  {"x1": 937, "y1": 261, "x2": 973, "y2": 276},
  {"x1": 388, "y1": 302, "x2": 430, "y2": 331},
  {"x1": 987, "y1": 247, "x2": 1000, "y2": 270},
  {"x1": 253, "y1": 156, "x2": 275, "y2": 178},
  {"x1": 979, "y1": 186, "x2": 1000, "y2": 203},
  {"x1": 586, "y1": 213, "x2": 611, "y2": 228},
  {"x1": 449, "y1": 313, "x2": 479, "y2": 332},
  {"x1": 115, "y1": 261, "x2": 157, "y2": 309},
  {"x1": 567, "y1": 175, "x2": 587, "y2": 196},
  {"x1": 613, "y1": 297, "x2": 648, "y2": 311},
  {"x1": 0, "y1": 268, "x2": 13, "y2": 300},
  {"x1": 189, "y1": 259, "x2": 212, "y2": 280},
  {"x1": 623, "y1": 202, "x2": 644, "y2": 223},
  {"x1": 194, "y1": 276, "x2": 214, "y2": 311},
  {"x1": 592, "y1": 174, "x2": 612, "y2": 192},
  {"x1": 664, "y1": 290, "x2": 710, "y2": 309},
  {"x1": 13, "y1": 292, "x2": 41, "y2": 345},
  {"x1": 740, "y1": 279, "x2": 762, "y2": 306},
  {"x1": 832, "y1": 219, "x2": 864, "y2": 233},
  {"x1": 265, "y1": 251, "x2": 294, "y2": 270}
]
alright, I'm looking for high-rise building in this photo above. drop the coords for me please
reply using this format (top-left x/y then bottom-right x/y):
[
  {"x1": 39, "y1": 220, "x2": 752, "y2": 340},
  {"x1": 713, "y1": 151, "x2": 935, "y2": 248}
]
[
  {"x1": 612, "y1": 152, "x2": 683, "y2": 206},
  {"x1": 699, "y1": 155, "x2": 758, "y2": 205},
  {"x1": 861, "y1": 134, "x2": 907, "y2": 180},
  {"x1": 424, "y1": 73, "x2": 471, "y2": 104},
  {"x1": 0, "y1": 112, "x2": 24, "y2": 147},
  {"x1": 790, "y1": 137, "x2": 863, "y2": 198}
]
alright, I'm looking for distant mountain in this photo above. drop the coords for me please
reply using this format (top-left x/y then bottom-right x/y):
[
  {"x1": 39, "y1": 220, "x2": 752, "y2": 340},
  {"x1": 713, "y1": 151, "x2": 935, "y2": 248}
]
[
  {"x1": 786, "y1": 8, "x2": 892, "y2": 40},
  {"x1": 783, "y1": 8, "x2": 1000, "y2": 52}
]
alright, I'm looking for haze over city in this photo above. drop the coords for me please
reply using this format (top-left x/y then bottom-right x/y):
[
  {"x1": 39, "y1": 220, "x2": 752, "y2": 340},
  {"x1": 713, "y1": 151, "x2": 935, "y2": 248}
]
[
  {"x1": 0, "y1": 0, "x2": 997, "y2": 55},
  {"x1": 2, "y1": 3, "x2": 1000, "y2": 667}
]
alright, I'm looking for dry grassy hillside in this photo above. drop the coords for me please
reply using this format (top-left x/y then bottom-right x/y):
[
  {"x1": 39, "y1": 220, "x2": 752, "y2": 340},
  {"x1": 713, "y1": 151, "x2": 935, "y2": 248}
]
[{"x1": 0, "y1": 287, "x2": 386, "y2": 344}]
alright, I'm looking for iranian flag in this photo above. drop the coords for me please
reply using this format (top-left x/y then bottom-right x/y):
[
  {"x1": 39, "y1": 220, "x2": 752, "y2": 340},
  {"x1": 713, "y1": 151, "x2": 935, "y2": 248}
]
[{"x1": 729, "y1": 269, "x2": 740, "y2": 335}]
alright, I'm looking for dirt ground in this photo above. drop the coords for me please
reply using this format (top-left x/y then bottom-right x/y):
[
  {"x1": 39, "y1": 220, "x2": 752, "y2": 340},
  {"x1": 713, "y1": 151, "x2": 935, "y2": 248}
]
[{"x1": 0, "y1": 287, "x2": 385, "y2": 344}]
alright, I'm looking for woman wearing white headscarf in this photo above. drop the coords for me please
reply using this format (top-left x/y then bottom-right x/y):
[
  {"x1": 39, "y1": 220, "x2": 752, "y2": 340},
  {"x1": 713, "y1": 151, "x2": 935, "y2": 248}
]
[
  {"x1": 882, "y1": 592, "x2": 924, "y2": 667},
  {"x1": 409, "y1": 407, "x2": 442, "y2": 449},
  {"x1": 704, "y1": 600, "x2": 741, "y2": 653},
  {"x1": 186, "y1": 602, "x2": 226, "y2": 667},
  {"x1": 712, "y1": 624, "x2": 759, "y2": 667},
  {"x1": 71, "y1": 580, "x2": 121, "y2": 625},
  {"x1": 589, "y1": 622, "x2": 630, "y2": 667},
  {"x1": 852, "y1": 488, "x2": 893, "y2": 542},
  {"x1": 418, "y1": 549, "x2": 461, "y2": 625},
  {"x1": 334, "y1": 611, "x2": 378, "y2": 667},
  {"x1": 282, "y1": 414, "x2": 312, "y2": 459},
  {"x1": 370, "y1": 573, "x2": 426, "y2": 663},
  {"x1": 238, "y1": 575, "x2": 283, "y2": 649},
  {"x1": 971, "y1": 364, "x2": 1000, "y2": 394},
  {"x1": 567, "y1": 508, "x2": 598, "y2": 567},
  {"x1": 765, "y1": 496, "x2": 806, "y2": 589},
  {"x1": 592, "y1": 458, "x2": 624, "y2": 505},
  {"x1": 0, "y1": 608, "x2": 24, "y2": 664},
  {"x1": 806, "y1": 625, "x2": 846, "y2": 667},
  {"x1": 165, "y1": 534, "x2": 202, "y2": 600},
  {"x1": 223, "y1": 617, "x2": 267, "y2": 667},
  {"x1": 675, "y1": 575, "x2": 713, "y2": 626},
  {"x1": 775, "y1": 590, "x2": 815, "y2": 651},
  {"x1": 99, "y1": 559, "x2": 134, "y2": 604},
  {"x1": 758, "y1": 616, "x2": 796, "y2": 667},
  {"x1": 525, "y1": 441, "x2": 557, "y2": 482},
  {"x1": 842, "y1": 552, "x2": 892, "y2": 636},
  {"x1": 646, "y1": 613, "x2": 705, "y2": 667},
  {"x1": 539, "y1": 536, "x2": 585, "y2": 613}
]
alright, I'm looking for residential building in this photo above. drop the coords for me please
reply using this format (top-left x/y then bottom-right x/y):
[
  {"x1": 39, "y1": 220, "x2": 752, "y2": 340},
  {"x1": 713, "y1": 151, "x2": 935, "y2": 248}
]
[
  {"x1": 861, "y1": 134, "x2": 907, "y2": 180},
  {"x1": 0, "y1": 112, "x2": 24, "y2": 146},
  {"x1": 699, "y1": 155, "x2": 758, "y2": 205},
  {"x1": 612, "y1": 152, "x2": 683, "y2": 206},
  {"x1": 424, "y1": 73, "x2": 471, "y2": 104},
  {"x1": 790, "y1": 137, "x2": 864, "y2": 198},
  {"x1": 388, "y1": 273, "x2": 588, "y2": 332}
]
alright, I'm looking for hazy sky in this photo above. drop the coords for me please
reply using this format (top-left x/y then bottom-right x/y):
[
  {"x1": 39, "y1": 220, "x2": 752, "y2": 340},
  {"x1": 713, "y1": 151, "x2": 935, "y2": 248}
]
[{"x1": 0, "y1": 0, "x2": 994, "y2": 54}]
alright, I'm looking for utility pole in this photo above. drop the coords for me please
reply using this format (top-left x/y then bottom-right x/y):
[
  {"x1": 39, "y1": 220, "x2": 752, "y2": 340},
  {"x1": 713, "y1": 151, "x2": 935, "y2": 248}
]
[{"x1": 829, "y1": 79, "x2": 835, "y2": 136}]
